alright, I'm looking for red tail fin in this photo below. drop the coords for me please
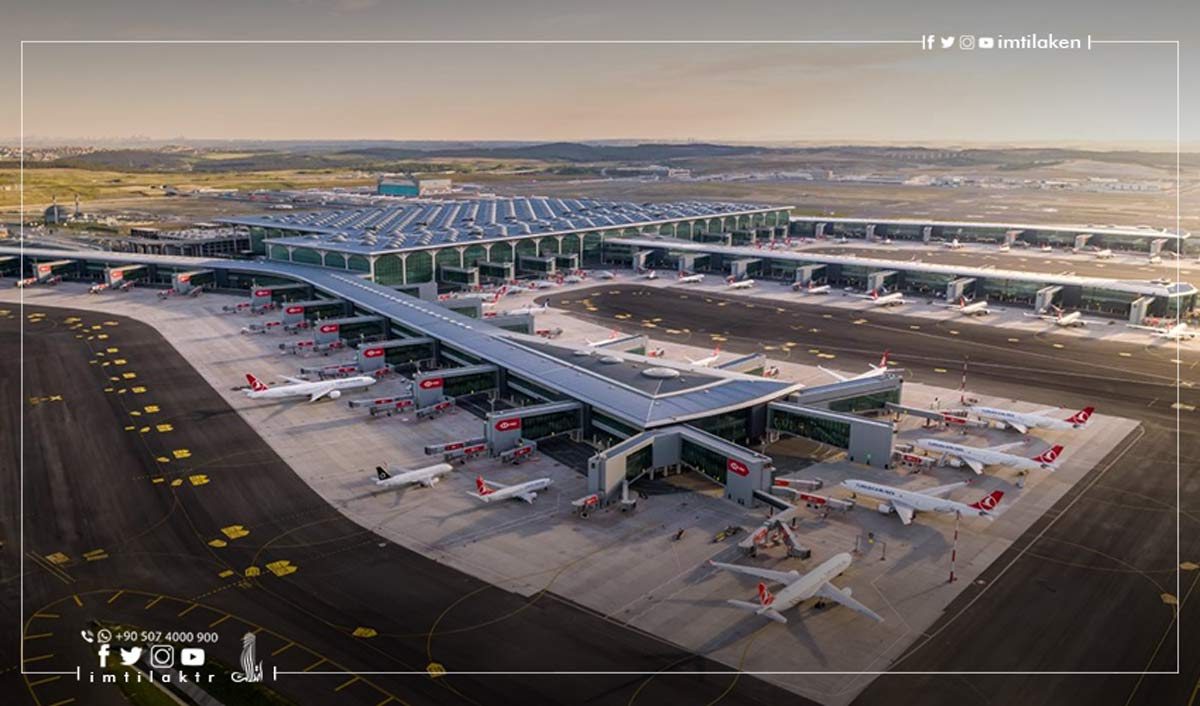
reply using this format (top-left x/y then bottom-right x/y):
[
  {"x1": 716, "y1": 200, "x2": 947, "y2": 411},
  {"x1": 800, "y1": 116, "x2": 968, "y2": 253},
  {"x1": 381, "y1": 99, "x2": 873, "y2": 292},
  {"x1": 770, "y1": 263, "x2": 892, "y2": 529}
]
[
  {"x1": 879, "y1": 350, "x2": 890, "y2": 368},
  {"x1": 969, "y1": 490, "x2": 1004, "y2": 511},
  {"x1": 245, "y1": 373, "x2": 268, "y2": 392},
  {"x1": 1033, "y1": 445, "x2": 1064, "y2": 465},
  {"x1": 1066, "y1": 407, "x2": 1094, "y2": 425},
  {"x1": 475, "y1": 476, "x2": 492, "y2": 496},
  {"x1": 757, "y1": 583, "x2": 775, "y2": 607}
]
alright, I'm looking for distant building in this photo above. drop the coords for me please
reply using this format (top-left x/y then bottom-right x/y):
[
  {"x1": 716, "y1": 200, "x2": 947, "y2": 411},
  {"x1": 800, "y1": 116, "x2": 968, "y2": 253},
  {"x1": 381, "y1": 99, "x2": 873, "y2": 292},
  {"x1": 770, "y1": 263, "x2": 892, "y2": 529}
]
[
  {"x1": 43, "y1": 204, "x2": 72, "y2": 225},
  {"x1": 377, "y1": 175, "x2": 453, "y2": 197}
]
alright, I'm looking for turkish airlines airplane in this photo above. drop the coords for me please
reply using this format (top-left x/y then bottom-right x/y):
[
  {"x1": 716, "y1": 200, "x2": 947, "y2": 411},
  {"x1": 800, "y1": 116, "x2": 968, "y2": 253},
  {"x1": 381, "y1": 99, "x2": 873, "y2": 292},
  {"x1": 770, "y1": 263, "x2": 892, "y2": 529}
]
[
  {"x1": 688, "y1": 346, "x2": 721, "y2": 367},
  {"x1": 944, "y1": 238, "x2": 965, "y2": 250},
  {"x1": 709, "y1": 553, "x2": 883, "y2": 624},
  {"x1": 470, "y1": 475, "x2": 552, "y2": 504},
  {"x1": 841, "y1": 479, "x2": 1004, "y2": 525},
  {"x1": 677, "y1": 273, "x2": 704, "y2": 284},
  {"x1": 243, "y1": 372, "x2": 376, "y2": 402},
  {"x1": 1129, "y1": 322, "x2": 1196, "y2": 341},
  {"x1": 596, "y1": 270, "x2": 617, "y2": 280},
  {"x1": 1026, "y1": 305, "x2": 1092, "y2": 327},
  {"x1": 374, "y1": 463, "x2": 453, "y2": 489},
  {"x1": 914, "y1": 437, "x2": 1064, "y2": 474},
  {"x1": 727, "y1": 277, "x2": 756, "y2": 290},
  {"x1": 792, "y1": 281, "x2": 831, "y2": 295},
  {"x1": 1094, "y1": 248, "x2": 1115, "y2": 259},
  {"x1": 642, "y1": 269, "x2": 659, "y2": 280},
  {"x1": 946, "y1": 297, "x2": 990, "y2": 316},
  {"x1": 819, "y1": 351, "x2": 891, "y2": 383},
  {"x1": 586, "y1": 328, "x2": 621, "y2": 347},
  {"x1": 969, "y1": 405, "x2": 1094, "y2": 434},
  {"x1": 861, "y1": 289, "x2": 906, "y2": 306},
  {"x1": 504, "y1": 302, "x2": 549, "y2": 317}
]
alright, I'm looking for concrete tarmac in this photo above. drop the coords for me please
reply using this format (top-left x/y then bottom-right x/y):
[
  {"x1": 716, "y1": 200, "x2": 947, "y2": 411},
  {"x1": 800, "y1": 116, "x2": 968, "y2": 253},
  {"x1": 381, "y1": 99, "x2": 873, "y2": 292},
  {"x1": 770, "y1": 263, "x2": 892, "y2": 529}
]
[
  {"x1": 0, "y1": 305, "x2": 807, "y2": 706},
  {"x1": 541, "y1": 284, "x2": 1200, "y2": 706}
]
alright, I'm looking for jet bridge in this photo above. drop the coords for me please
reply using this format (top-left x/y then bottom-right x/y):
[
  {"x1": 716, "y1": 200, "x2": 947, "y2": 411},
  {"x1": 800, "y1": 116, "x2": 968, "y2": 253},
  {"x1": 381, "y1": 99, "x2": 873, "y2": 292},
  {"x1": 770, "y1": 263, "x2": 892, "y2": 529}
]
[
  {"x1": 1129, "y1": 296, "x2": 1155, "y2": 325},
  {"x1": 587, "y1": 425, "x2": 774, "y2": 507},
  {"x1": 866, "y1": 270, "x2": 898, "y2": 293},
  {"x1": 105, "y1": 264, "x2": 146, "y2": 287},
  {"x1": 588, "y1": 332, "x2": 648, "y2": 354},
  {"x1": 413, "y1": 364, "x2": 500, "y2": 407},
  {"x1": 1074, "y1": 233, "x2": 1094, "y2": 251},
  {"x1": 485, "y1": 401, "x2": 583, "y2": 452},
  {"x1": 768, "y1": 400, "x2": 895, "y2": 468},
  {"x1": 0, "y1": 256, "x2": 17, "y2": 276},
  {"x1": 1035, "y1": 285, "x2": 1063, "y2": 314},
  {"x1": 793, "y1": 264, "x2": 826, "y2": 286},
  {"x1": 726, "y1": 257, "x2": 761, "y2": 280},
  {"x1": 1005, "y1": 230, "x2": 1024, "y2": 246},
  {"x1": 945, "y1": 277, "x2": 977, "y2": 302},
  {"x1": 280, "y1": 298, "x2": 349, "y2": 326},
  {"x1": 171, "y1": 269, "x2": 213, "y2": 294},
  {"x1": 716, "y1": 352, "x2": 768, "y2": 375},
  {"x1": 1150, "y1": 238, "x2": 1168, "y2": 258}
]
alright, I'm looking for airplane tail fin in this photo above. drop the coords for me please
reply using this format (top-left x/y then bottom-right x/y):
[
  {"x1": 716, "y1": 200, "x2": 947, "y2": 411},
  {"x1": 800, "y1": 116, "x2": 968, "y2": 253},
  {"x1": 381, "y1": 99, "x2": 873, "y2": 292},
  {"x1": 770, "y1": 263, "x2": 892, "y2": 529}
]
[
  {"x1": 757, "y1": 583, "x2": 776, "y2": 607},
  {"x1": 1066, "y1": 406, "x2": 1094, "y2": 426},
  {"x1": 969, "y1": 490, "x2": 1004, "y2": 512},
  {"x1": 376, "y1": 466, "x2": 390, "y2": 481},
  {"x1": 878, "y1": 350, "x2": 890, "y2": 368},
  {"x1": 1033, "y1": 445, "x2": 1064, "y2": 467},
  {"x1": 475, "y1": 476, "x2": 493, "y2": 496},
  {"x1": 245, "y1": 373, "x2": 268, "y2": 392}
]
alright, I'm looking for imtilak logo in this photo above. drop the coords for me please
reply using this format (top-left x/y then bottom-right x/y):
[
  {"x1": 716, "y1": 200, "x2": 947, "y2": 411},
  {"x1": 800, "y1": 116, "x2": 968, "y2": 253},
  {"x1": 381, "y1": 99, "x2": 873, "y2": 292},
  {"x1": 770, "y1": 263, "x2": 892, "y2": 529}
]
[
  {"x1": 232, "y1": 632, "x2": 264, "y2": 683},
  {"x1": 922, "y1": 33, "x2": 1090, "y2": 51}
]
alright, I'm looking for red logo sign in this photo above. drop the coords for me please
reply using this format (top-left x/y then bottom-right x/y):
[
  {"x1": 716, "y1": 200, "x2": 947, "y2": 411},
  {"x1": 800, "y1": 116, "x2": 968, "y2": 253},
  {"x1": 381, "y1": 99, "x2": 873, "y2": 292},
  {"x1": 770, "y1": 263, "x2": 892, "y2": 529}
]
[
  {"x1": 444, "y1": 442, "x2": 464, "y2": 452},
  {"x1": 363, "y1": 348, "x2": 384, "y2": 358},
  {"x1": 319, "y1": 323, "x2": 339, "y2": 334},
  {"x1": 463, "y1": 444, "x2": 487, "y2": 455},
  {"x1": 110, "y1": 270, "x2": 124, "y2": 282},
  {"x1": 726, "y1": 459, "x2": 750, "y2": 477},
  {"x1": 512, "y1": 445, "x2": 533, "y2": 457},
  {"x1": 286, "y1": 305, "x2": 303, "y2": 315},
  {"x1": 37, "y1": 264, "x2": 51, "y2": 275},
  {"x1": 419, "y1": 378, "x2": 444, "y2": 390},
  {"x1": 494, "y1": 418, "x2": 521, "y2": 432},
  {"x1": 254, "y1": 289, "x2": 271, "y2": 297}
]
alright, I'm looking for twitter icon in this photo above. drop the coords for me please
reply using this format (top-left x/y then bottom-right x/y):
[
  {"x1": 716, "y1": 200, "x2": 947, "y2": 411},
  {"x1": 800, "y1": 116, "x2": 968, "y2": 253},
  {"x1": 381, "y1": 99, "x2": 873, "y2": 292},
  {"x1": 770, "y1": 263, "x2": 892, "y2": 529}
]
[{"x1": 119, "y1": 646, "x2": 143, "y2": 666}]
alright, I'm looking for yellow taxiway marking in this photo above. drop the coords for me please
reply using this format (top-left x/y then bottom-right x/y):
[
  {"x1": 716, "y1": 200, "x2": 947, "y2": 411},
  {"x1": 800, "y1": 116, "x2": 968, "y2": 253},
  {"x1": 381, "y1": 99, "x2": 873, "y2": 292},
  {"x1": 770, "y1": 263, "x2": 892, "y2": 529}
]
[
  {"x1": 144, "y1": 596, "x2": 164, "y2": 610},
  {"x1": 426, "y1": 663, "x2": 447, "y2": 679},
  {"x1": 156, "y1": 424, "x2": 173, "y2": 433},
  {"x1": 933, "y1": 368, "x2": 948, "y2": 373},
  {"x1": 71, "y1": 596, "x2": 82, "y2": 608},
  {"x1": 1181, "y1": 562, "x2": 1199, "y2": 571},
  {"x1": 177, "y1": 604, "x2": 199, "y2": 618},
  {"x1": 1053, "y1": 343, "x2": 1065, "y2": 349},
  {"x1": 44, "y1": 553, "x2": 70, "y2": 565},
  {"x1": 189, "y1": 474, "x2": 210, "y2": 486},
  {"x1": 376, "y1": 697, "x2": 397, "y2": 706},
  {"x1": 26, "y1": 675, "x2": 61, "y2": 687},
  {"x1": 949, "y1": 330, "x2": 960, "y2": 336},
  {"x1": 303, "y1": 657, "x2": 327, "y2": 672},
  {"x1": 107, "y1": 590, "x2": 125, "y2": 604},
  {"x1": 1007, "y1": 338, "x2": 1020, "y2": 343},
  {"x1": 23, "y1": 653, "x2": 55, "y2": 663},
  {"x1": 24, "y1": 632, "x2": 53, "y2": 640},
  {"x1": 352, "y1": 627, "x2": 377, "y2": 638},
  {"x1": 32, "y1": 612, "x2": 60, "y2": 619},
  {"x1": 1172, "y1": 403, "x2": 1196, "y2": 412},
  {"x1": 266, "y1": 560, "x2": 298, "y2": 577},
  {"x1": 335, "y1": 676, "x2": 362, "y2": 692},
  {"x1": 1162, "y1": 593, "x2": 1179, "y2": 605},
  {"x1": 909, "y1": 325, "x2": 921, "y2": 330},
  {"x1": 172, "y1": 449, "x2": 192, "y2": 459},
  {"x1": 1119, "y1": 352, "x2": 1133, "y2": 358},
  {"x1": 208, "y1": 615, "x2": 231, "y2": 628},
  {"x1": 221, "y1": 525, "x2": 249, "y2": 540},
  {"x1": 271, "y1": 642, "x2": 295, "y2": 657},
  {"x1": 47, "y1": 699, "x2": 75, "y2": 706}
]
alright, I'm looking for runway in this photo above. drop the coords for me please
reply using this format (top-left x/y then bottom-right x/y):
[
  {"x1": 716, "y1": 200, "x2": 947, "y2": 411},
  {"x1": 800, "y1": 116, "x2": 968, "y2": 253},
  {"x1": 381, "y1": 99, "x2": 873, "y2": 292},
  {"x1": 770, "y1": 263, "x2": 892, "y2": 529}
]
[
  {"x1": 541, "y1": 284, "x2": 1200, "y2": 706},
  {"x1": 0, "y1": 306, "x2": 806, "y2": 706}
]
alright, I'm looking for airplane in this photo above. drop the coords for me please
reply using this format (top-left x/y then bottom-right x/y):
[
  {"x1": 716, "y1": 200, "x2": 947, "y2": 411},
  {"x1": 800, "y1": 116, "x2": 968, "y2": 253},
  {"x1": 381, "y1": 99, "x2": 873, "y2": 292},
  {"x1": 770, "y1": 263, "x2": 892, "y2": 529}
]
[
  {"x1": 15, "y1": 274, "x2": 61, "y2": 288},
  {"x1": 861, "y1": 289, "x2": 906, "y2": 307},
  {"x1": 1094, "y1": 248, "x2": 1115, "y2": 259},
  {"x1": 596, "y1": 270, "x2": 617, "y2": 280},
  {"x1": 727, "y1": 277, "x2": 756, "y2": 290},
  {"x1": 562, "y1": 274, "x2": 585, "y2": 284},
  {"x1": 1128, "y1": 321, "x2": 1196, "y2": 341},
  {"x1": 677, "y1": 273, "x2": 704, "y2": 284},
  {"x1": 642, "y1": 269, "x2": 659, "y2": 280},
  {"x1": 1040, "y1": 244, "x2": 1054, "y2": 252},
  {"x1": 840, "y1": 479, "x2": 1004, "y2": 526},
  {"x1": 709, "y1": 553, "x2": 883, "y2": 624},
  {"x1": 945, "y1": 296, "x2": 990, "y2": 316},
  {"x1": 528, "y1": 280, "x2": 559, "y2": 289},
  {"x1": 243, "y1": 372, "x2": 376, "y2": 402},
  {"x1": 1026, "y1": 305, "x2": 1091, "y2": 328},
  {"x1": 446, "y1": 286, "x2": 507, "y2": 302},
  {"x1": 470, "y1": 475, "x2": 552, "y2": 504},
  {"x1": 819, "y1": 351, "x2": 891, "y2": 383},
  {"x1": 914, "y1": 437, "x2": 1064, "y2": 475},
  {"x1": 998, "y1": 243, "x2": 1011, "y2": 253},
  {"x1": 968, "y1": 405, "x2": 1094, "y2": 434},
  {"x1": 688, "y1": 346, "x2": 721, "y2": 367},
  {"x1": 586, "y1": 328, "x2": 621, "y2": 347},
  {"x1": 504, "y1": 302, "x2": 549, "y2": 317},
  {"x1": 792, "y1": 281, "x2": 831, "y2": 295},
  {"x1": 373, "y1": 463, "x2": 454, "y2": 489},
  {"x1": 944, "y1": 238, "x2": 965, "y2": 250}
]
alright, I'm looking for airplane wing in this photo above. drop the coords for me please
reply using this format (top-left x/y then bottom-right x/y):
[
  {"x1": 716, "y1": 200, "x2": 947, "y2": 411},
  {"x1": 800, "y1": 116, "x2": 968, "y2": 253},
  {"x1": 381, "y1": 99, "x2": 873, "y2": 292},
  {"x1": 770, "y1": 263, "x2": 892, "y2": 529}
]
[
  {"x1": 279, "y1": 375, "x2": 307, "y2": 384},
  {"x1": 517, "y1": 492, "x2": 537, "y2": 504},
  {"x1": 892, "y1": 503, "x2": 916, "y2": 525},
  {"x1": 307, "y1": 383, "x2": 338, "y2": 402},
  {"x1": 924, "y1": 481, "x2": 969, "y2": 498},
  {"x1": 962, "y1": 457, "x2": 985, "y2": 475},
  {"x1": 988, "y1": 440, "x2": 1026, "y2": 453},
  {"x1": 709, "y1": 561, "x2": 800, "y2": 585},
  {"x1": 816, "y1": 583, "x2": 884, "y2": 622},
  {"x1": 817, "y1": 366, "x2": 848, "y2": 383},
  {"x1": 1007, "y1": 421, "x2": 1029, "y2": 434}
]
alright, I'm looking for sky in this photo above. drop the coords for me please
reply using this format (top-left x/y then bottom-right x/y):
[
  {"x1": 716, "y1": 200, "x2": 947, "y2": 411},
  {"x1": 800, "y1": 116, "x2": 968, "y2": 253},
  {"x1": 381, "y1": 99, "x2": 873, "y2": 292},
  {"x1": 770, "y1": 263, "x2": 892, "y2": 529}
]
[{"x1": 4, "y1": 0, "x2": 1199, "y2": 148}]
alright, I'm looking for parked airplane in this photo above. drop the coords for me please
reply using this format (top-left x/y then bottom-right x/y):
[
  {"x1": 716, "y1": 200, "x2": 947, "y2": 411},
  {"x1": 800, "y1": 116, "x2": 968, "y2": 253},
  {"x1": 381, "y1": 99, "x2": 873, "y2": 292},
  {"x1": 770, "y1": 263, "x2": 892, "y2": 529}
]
[
  {"x1": 727, "y1": 277, "x2": 756, "y2": 290},
  {"x1": 677, "y1": 273, "x2": 705, "y2": 284},
  {"x1": 642, "y1": 269, "x2": 659, "y2": 280},
  {"x1": 861, "y1": 289, "x2": 906, "y2": 306},
  {"x1": 914, "y1": 437, "x2": 1064, "y2": 474},
  {"x1": 688, "y1": 346, "x2": 721, "y2": 367},
  {"x1": 586, "y1": 328, "x2": 621, "y2": 347},
  {"x1": 504, "y1": 302, "x2": 549, "y2": 317},
  {"x1": 792, "y1": 281, "x2": 831, "y2": 295},
  {"x1": 1040, "y1": 244, "x2": 1054, "y2": 252},
  {"x1": 470, "y1": 475, "x2": 552, "y2": 504},
  {"x1": 1128, "y1": 321, "x2": 1196, "y2": 341},
  {"x1": 243, "y1": 372, "x2": 376, "y2": 402},
  {"x1": 1026, "y1": 305, "x2": 1091, "y2": 328},
  {"x1": 15, "y1": 274, "x2": 61, "y2": 288},
  {"x1": 1095, "y1": 248, "x2": 1115, "y2": 259},
  {"x1": 946, "y1": 297, "x2": 990, "y2": 316},
  {"x1": 841, "y1": 479, "x2": 1004, "y2": 525},
  {"x1": 374, "y1": 463, "x2": 454, "y2": 489},
  {"x1": 596, "y1": 270, "x2": 617, "y2": 280},
  {"x1": 819, "y1": 351, "x2": 891, "y2": 383},
  {"x1": 709, "y1": 553, "x2": 883, "y2": 624},
  {"x1": 998, "y1": 243, "x2": 1011, "y2": 253},
  {"x1": 944, "y1": 238, "x2": 965, "y2": 250},
  {"x1": 969, "y1": 405, "x2": 1093, "y2": 434}
]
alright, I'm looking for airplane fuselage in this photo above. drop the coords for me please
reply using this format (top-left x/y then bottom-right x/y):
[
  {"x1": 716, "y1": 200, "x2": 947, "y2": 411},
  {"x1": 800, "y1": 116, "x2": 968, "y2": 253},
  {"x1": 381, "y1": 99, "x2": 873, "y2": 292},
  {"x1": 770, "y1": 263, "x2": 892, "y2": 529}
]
[
  {"x1": 915, "y1": 438, "x2": 1044, "y2": 472},
  {"x1": 246, "y1": 375, "x2": 376, "y2": 401}
]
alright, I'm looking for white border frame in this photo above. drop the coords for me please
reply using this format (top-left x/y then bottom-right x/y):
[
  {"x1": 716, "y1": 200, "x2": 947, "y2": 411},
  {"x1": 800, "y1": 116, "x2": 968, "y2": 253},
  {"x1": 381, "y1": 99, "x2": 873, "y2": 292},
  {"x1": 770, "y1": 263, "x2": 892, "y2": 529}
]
[{"x1": 17, "y1": 37, "x2": 1182, "y2": 682}]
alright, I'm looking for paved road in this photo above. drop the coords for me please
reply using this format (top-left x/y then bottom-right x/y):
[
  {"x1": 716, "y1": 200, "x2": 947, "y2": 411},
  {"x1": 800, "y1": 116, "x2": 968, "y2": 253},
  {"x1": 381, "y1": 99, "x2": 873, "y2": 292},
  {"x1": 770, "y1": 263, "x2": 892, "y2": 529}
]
[
  {"x1": 542, "y1": 284, "x2": 1200, "y2": 706},
  {"x1": 0, "y1": 306, "x2": 806, "y2": 706}
]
